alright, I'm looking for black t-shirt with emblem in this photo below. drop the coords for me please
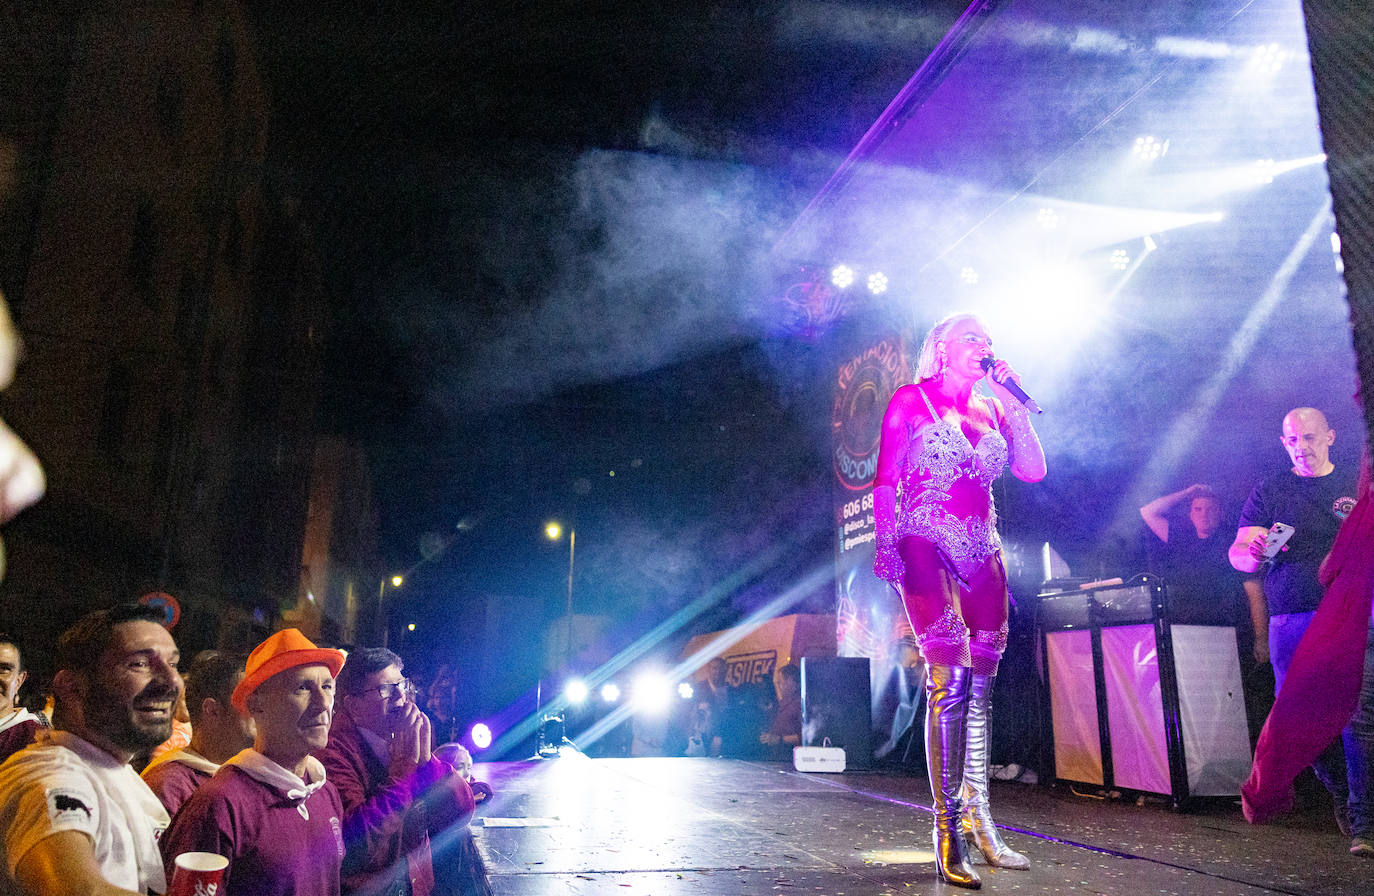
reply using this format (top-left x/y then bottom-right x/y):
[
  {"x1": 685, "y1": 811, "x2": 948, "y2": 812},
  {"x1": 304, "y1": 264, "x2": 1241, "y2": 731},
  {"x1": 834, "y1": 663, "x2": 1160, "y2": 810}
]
[{"x1": 1238, "y1": 468, "x2": 1357, "y2": 615}]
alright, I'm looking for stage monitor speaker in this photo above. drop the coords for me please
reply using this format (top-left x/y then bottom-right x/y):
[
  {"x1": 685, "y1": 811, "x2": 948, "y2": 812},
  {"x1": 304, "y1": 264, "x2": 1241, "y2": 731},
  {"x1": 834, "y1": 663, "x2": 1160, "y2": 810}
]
[{"x1": 801, "y1": 656, "x2": 873, "y2": 769}]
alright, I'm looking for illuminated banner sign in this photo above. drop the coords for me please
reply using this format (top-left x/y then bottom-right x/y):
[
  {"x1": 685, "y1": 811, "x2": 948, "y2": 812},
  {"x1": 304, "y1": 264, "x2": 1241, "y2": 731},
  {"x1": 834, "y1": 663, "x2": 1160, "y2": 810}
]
[
  {"x1": 832, "y1": 338, "x2": 905, "y2": 492},
  {"x1": 723, "y1": 650, "x2": 777, "y2": 687},
  {"x1": 833, "y1": 333, "x2": 914, "y2": 756},
  {"x1": 681, "y1": 614, "x2": 836, "y2": 681}
]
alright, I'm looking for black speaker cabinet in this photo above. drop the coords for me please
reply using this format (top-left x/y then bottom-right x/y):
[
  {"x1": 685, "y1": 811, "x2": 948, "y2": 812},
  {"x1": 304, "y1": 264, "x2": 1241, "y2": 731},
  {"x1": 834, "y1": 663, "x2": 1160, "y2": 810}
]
[
  {"x1": 801, "y1": 656, "x2": 873, "y2": 769},
  {"x1": 1038, "y1": 579, "x2": 1252, "y2": 804}
]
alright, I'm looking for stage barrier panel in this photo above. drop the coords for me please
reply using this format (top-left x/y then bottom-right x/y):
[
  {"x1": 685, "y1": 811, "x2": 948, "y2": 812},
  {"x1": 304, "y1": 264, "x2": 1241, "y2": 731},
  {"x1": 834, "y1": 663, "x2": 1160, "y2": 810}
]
[
  {"x1": 1045, "y1": 629, "x2": 1102, "y2": 785},
  {"x1": 1101, "y1": 625, "x2": 1170, "y2": 796},
  {"x1": 1172, "y1": 625, "x2": 1253, "y2": 795}
]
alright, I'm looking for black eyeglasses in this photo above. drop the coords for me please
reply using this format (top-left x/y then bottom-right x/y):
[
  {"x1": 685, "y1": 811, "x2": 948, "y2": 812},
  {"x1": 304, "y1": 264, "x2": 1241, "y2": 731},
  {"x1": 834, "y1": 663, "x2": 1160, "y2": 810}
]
[{"x1": 356, "y1": 678, "x2": 414, "y2": 700}]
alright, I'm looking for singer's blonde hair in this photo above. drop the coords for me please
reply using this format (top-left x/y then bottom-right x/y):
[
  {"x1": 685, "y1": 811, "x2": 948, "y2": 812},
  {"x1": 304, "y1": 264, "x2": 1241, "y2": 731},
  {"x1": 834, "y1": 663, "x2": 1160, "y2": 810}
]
[{"x1": 914, "y1": 312, "x2": 984, "y2": 383}]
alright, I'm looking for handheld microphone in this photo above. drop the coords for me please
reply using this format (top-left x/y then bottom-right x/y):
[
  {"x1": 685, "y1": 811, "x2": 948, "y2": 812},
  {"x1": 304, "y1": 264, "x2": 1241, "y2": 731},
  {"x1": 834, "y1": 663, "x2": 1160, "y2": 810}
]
[{"x1": 980, "y1": 356, "x2": 1043, "y2": 414}]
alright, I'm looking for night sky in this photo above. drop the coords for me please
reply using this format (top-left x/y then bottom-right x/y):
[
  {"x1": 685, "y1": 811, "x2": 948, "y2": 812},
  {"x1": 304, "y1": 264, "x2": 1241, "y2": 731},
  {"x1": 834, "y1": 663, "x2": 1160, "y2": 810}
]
[
  {"x1": 234, "y1": 1, "x2": 973, "y2": 685},
  {"x1": 232, "y1": 0, "x2": 1366, "y2": 716}
]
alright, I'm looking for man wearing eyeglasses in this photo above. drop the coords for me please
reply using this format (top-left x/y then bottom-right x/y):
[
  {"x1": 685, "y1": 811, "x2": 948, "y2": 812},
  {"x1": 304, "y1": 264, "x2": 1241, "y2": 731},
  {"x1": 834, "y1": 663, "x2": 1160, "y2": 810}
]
[{"x1": 316, "y1": 647, "x2": 475, "y2": 896}]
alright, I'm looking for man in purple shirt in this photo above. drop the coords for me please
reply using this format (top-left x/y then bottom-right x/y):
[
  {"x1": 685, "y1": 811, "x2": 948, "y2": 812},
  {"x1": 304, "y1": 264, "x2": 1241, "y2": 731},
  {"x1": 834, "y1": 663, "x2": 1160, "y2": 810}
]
[
  {"x1": 0, "y1": 633, "x2": 44, "y2": 764},
  {"x1": 160, "y1": 629, "x2": 347, "y2": 896},
  {"x1": 142, "y1": 650, "x2": 254, "y2": 816},
  {"x1": 317, "y1": 647, "x2": 477, "y2": 896}
]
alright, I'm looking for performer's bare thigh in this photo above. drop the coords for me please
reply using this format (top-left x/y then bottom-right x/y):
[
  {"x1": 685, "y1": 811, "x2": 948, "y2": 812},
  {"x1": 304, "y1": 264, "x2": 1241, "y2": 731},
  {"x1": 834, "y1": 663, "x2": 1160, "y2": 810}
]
[
  {"x1": 961, "y1": 552, "x2": 1010, "y2": 634},
  {"x1": 897, "y1": 536, "x2": 961, "y2": 630},
  {"x1": 898, "y1": 537, "x2": 1009, "y2": 633}
]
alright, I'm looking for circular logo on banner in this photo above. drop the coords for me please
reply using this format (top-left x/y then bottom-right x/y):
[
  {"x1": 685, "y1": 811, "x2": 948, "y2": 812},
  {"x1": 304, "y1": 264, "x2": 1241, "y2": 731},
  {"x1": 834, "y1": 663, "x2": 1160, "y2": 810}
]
[
  {"x1": 832, "y1": 338, "x2": 907, "y2": 491},
  {"x1": 139, "y1": 592, "x2": 181, "y2": 630}
]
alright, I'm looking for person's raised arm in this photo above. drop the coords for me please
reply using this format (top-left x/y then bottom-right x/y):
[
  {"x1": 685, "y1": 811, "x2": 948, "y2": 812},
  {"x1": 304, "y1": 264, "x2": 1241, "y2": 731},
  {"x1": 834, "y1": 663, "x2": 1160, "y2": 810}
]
[
  {"x1": 872, "y1": 387, "x2": 913, "y2": 582},
  {"x1": 323, "y1": 704, "x2": 449, "y2": 878},
  {"x1": 1243, "y1": 578, "x2": 1270, "y2": 665},
  {"x1": 1001, "y1": 402, "x2": 1046, "y2": 482},
  {"x1": 14, "y1": 831, "x2": 144, "y2": 896},
  {"x1": 985, "y1": 363, "x2": 1045, "y2": 482},
  {"x1": 1229, "y1": 526, "x2": 1268, "y2": 575},
  {"x1": 1138, "y1": 484, "x2": 1206, "y2": 543}
]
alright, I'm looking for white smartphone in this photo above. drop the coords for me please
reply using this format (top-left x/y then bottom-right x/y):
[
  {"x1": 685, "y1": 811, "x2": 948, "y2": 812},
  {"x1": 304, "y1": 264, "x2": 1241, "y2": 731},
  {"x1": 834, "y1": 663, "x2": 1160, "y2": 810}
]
[{"x1": 1262, "y1": 522, "x2": 1295, "y2": 559}]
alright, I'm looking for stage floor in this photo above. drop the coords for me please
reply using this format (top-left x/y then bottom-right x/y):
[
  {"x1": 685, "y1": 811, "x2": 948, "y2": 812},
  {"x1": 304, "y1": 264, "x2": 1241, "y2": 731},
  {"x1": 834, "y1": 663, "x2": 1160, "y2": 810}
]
[{"x1": 470, "y1": 756, "x2": 1369, "y2": 895}]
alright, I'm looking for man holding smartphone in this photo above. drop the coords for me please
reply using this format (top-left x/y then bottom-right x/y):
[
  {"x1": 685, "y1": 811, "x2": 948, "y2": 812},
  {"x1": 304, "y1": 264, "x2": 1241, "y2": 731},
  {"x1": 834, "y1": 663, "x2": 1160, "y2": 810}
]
[{"x1": 1230, "y1": 406, "x2": 1365, "y2": 850}]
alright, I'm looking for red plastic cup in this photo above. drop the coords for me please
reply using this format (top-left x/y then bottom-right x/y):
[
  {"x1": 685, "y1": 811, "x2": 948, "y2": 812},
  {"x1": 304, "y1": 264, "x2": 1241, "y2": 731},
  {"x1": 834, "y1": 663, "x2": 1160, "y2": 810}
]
[{"x1": 167, "y1": 852, "x2": 228, "y2": 896}]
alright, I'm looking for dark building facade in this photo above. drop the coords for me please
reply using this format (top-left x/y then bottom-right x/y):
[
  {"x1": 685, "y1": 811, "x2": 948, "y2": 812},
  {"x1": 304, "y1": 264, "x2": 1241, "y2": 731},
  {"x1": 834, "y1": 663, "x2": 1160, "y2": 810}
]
[{"x1": 0, "y1": 1, "x2": 341, "y2": 664}]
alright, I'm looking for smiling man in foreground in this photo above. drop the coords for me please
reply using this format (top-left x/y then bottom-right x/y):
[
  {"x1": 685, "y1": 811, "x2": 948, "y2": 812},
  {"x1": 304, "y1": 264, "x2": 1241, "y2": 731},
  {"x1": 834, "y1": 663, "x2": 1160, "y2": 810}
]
[{"x1": 0, "y1": 603, "x2": 182, "y2": 896}]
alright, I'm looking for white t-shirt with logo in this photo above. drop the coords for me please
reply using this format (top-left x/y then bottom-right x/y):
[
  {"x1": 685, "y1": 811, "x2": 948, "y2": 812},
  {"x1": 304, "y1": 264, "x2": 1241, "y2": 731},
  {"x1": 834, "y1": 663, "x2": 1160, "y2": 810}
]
[{"x1": 0, "y1": 730, "x2": 169, "y2": 895}]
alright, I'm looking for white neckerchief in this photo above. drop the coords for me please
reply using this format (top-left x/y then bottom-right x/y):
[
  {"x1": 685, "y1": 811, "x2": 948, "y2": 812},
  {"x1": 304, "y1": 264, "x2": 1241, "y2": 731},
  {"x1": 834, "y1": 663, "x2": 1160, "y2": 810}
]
[
  {"x1": 0, "y1": 709, "x2": 40, "y2": 736},
  {"x1": 0, "y1": 706, "x2": 41, "y2": 733},
  {"x1": 224, "y1": 749, "x2": 328, "y2": 819},
  {"x1": 142, "y1": 745, "x2": 220, "y2": 777}
]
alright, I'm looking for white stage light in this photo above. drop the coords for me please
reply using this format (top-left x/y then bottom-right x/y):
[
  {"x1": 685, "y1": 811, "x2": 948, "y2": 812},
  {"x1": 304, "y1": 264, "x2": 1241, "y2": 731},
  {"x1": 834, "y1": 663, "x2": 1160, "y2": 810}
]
[
  {"x1": 677, "y1": 682, "x2": 695, "y2": 700},
  {"x1": 867, "y1": 272, "x2": 888, "y2": 294},
  {"x1": 1036, "y1": 207, "x2": 1059, "y2": 229},
  {"x1": 1248, "y1": 43, "x2": 1289, "y2": 76},
  {"x1": 632, "y1": 672, "x2": 673, "y2": 716},
  {"x1": 1111, "y1": 249, "x2": 1130, "y2": 271},
  {"x1": 564, "y1": 678, "x2": 589, "y2": 706},
  {"x1": 600, "y1": 682, "x2": 621, "y2": 704},
  {"x1": 470, "y1": 723, "x2": 493, "y2": 750},
  {"x1": 830, "y1": 264, "x2": 855, "y2": 288},
  {"x1": 960, "y1": 266, "x2": 979, "y2": 285},
  {"x1": 1251, "y1": 159, "x2": 1275, "y2": 185},
  {"x1": 1132, "y1": 136, "x2": 1169, "y2": 162}
]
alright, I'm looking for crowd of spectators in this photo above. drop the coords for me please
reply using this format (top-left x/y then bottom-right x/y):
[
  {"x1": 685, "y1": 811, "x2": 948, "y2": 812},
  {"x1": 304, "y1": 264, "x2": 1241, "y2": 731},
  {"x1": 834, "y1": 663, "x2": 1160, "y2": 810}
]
[{"x1": 0, "y1": 606, "x2": 495, "y2": 896}]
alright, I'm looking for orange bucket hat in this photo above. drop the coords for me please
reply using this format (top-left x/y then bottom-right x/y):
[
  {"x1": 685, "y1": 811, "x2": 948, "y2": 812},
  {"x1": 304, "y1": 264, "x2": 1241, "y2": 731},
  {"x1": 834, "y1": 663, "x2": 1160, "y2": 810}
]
[{"x1": 231, "y1": 628, "x2": 346, "y2": 713}]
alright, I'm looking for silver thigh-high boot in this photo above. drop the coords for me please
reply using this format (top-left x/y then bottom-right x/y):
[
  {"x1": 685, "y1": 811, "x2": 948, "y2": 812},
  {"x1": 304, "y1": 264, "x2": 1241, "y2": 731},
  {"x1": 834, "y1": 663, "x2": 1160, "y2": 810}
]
[
  {"x1": 926, "y1": 664, "x2": 980, "y2": 889},
  {"x1": 960, "y1": 672, "x2": 1030, "y2": 869}
]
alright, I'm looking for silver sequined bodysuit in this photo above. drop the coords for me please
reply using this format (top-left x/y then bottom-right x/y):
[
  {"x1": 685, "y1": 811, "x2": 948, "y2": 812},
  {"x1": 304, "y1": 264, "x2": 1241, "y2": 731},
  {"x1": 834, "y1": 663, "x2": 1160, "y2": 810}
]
[{"x1": 895, "y1": 386, "x2": 1008, "y2": 582}]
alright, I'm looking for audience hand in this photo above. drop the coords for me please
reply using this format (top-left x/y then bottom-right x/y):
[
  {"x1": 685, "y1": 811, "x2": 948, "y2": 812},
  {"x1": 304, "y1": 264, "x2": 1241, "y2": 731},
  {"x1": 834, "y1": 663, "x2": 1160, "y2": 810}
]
[{"x1": 387, "y1": 702, "x2": 433, "y2": 779}]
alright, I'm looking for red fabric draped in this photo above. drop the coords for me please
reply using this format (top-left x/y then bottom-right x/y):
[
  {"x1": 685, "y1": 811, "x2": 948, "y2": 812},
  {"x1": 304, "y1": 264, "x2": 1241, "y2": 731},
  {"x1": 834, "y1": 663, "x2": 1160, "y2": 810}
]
[{"x1": 1242, "y1": 493, "x2": 1374, "y2": 823}]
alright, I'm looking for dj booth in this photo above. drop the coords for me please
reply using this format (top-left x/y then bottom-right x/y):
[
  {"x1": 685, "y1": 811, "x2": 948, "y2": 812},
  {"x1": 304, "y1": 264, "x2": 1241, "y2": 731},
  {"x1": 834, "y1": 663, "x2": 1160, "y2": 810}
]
[{"x1": 1037, "y1": 577, "x2": 1252, "y2": 805}]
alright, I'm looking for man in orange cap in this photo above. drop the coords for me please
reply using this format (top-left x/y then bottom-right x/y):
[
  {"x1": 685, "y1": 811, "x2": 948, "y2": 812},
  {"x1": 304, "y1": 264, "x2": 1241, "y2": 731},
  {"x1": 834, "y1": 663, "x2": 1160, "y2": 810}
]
[{"x1": 159, "y1": 629, "x2": 347, "y2": 896}]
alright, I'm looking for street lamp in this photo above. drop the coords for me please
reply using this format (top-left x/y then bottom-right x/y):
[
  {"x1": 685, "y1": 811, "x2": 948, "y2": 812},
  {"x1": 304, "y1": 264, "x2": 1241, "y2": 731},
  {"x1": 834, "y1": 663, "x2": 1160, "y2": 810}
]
[
  {"x1": 379, "y1": 574, "x2": 403, "y2": 648},
  {"x1": 545, "y1": 522, "x2": 575, "y2": 671}
]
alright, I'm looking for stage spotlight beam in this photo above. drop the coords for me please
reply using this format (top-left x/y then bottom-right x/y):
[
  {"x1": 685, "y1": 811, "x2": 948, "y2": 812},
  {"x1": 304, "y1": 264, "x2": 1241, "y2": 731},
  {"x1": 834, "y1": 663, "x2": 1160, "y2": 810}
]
[{"x1": 1110, "y1": 199, "x2": 1332, "y2": 534}]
